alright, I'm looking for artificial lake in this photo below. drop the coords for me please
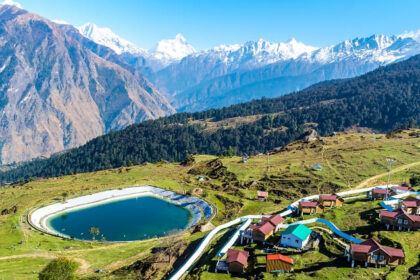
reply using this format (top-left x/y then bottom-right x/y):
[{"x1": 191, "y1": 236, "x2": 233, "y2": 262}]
[{"x1": 47, "y1": 196, "x2": 193, "y2": 241}]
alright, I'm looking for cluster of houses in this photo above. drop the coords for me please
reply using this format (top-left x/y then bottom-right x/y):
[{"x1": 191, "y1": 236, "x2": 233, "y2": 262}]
[
  {"x1": 216, "y1": 185, "x2": 417, "y2": 276},
  {"x1": 217, "y1": 214, "x2": 316, "y2": 275},
  {"x1": 297, "y1": 193, "x2": 344, "y2": 215},
  {"x1": 220, "y1": 248, "x2": 294, "y2": 274},
  {"x1": 379, "y1": 196, "x2": 420, "y2": 231}
]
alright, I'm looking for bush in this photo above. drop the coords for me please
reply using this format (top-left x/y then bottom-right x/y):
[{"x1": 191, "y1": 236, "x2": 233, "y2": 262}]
[
  {"x1": 410, "y1": 175, "x2": 420, "y2": 187},
  {"x1": 38, "y1": 257, "x2": 79, "y2": 280}
]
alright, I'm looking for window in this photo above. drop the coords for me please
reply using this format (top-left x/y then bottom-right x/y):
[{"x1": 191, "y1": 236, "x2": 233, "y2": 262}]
[
  {"x1": 379, "y1": 255, "x2": 384, "y2": 261},
  {"x1": 398, "y1": 219, "x2": 402, "y2": 224},
  {"x1": 295, "y1": 240, "x2": 299, "y2": 244},
  {"x1": 373, "y1": 255, "x2": 378, "y2": 260},
  {"x1": 404, "y1": 220, "x2": 408, "y2": 225}
]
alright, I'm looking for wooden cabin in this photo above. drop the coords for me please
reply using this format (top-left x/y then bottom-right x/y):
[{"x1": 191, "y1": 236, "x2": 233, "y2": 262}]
[
  {"x1": 252, "y1": 221, "x2": 275, "y2": 242},
  {"x1": 227, "y1": 249, "x2": 248, "y2": 273},
  {"x1": 298, "y1": 201, "x2": 324, "y2": 215},
  {"x1": 280, "y1": 224, "x2": 312, "y2": 249},
  {"x1": 319, "y1": 194, "x2": 344, "y2": 208},
  {"x1": 380, "y1": 209, "x2": 420, "y2": 231},
  {"x1": 257, "y1": 191, "x2": 268, "y2": 201},
  {"x1": 261, "y1": 214, "x2": 284, "y2": 232},
  {"x1": 398, "y1": 196, "x2": 420, "y2": 215},
  {"x1": 266, "y1": 254, "x2": 294, "y2": 273},
  {"x1": 349, "y1": 238, "x2": 405, "y2": 267},
  {"x1": 371, "y1": 188, "x2": 392, "y2": 200}
]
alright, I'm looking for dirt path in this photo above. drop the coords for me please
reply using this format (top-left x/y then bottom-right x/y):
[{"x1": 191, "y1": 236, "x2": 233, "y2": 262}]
[{"x1": 353, "y1": 161, "x2": 420, "y2": 190}]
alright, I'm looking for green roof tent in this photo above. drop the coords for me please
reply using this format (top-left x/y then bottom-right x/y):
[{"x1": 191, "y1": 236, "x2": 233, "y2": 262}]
[{"x1": 282, "y1": 224, "x2": 312, "y2": 241}]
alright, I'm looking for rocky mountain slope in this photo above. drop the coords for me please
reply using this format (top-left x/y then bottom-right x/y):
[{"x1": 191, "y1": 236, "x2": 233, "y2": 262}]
[
  {"x1": 2, "y1": 53, "x2": 419, "y2": 182},
  {"x1": 0, "y1": 5, "x2": 174, "y2": 164}
]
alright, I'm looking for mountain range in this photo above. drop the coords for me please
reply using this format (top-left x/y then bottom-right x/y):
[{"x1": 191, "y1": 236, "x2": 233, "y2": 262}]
[
  {"x1": 0, "y1": 4, "x2": 174, "y2": 164},
  {"x1": 2, "y1": 52, "x2": 419, "y2": 182},
  {"x1": 79, "y1": 23, "x2": 420, "y2": 112},
  {"x1": 1, "y1": 1, "x2": 420, "y2": 165}
]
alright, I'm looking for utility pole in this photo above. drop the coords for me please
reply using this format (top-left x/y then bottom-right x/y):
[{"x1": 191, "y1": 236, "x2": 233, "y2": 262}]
[{"x1": 385, "y1": 158, "x2": 395, "y2": 200}]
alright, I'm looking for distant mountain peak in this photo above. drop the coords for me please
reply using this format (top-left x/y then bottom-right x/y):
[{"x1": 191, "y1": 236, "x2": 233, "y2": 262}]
[
  {"x1": 77, "y1": 22, "x2": 147, "y2": 55},
  {"x1": 151, "y1": 33, "x2": 196, "y2": 62}
]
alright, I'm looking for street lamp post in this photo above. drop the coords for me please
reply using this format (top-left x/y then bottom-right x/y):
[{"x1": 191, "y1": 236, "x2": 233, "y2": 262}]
[{"x1": 385, "y1": 158, "x2": 395, "y2": 200}]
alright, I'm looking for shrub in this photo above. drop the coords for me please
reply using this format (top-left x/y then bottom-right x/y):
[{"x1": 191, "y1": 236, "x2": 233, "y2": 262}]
[{"x1": 38, "y1": 257, "x2": 78, "y2": 280}]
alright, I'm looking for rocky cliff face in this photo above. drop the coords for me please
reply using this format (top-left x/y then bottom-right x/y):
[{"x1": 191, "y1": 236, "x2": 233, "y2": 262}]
[{"x1": 0, "y1": 5, "x2": 174, "y2": 164}]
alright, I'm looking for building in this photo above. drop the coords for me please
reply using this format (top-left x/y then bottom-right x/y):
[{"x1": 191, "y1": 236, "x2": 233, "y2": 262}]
[
  {"x1": 319, "y1": 194, "x2": 344, "y2": 208},
  {"x1": 380, "y1": 209, "x2": 420, "y2": 231},
  {"x1": 261, "y1": 214, "x2": 285, "y2": 231},
  {"x1": 266, "y1": 254, "x2": 294, "y2": 273},
  {"x1": 371, "y1": 188, "x2": 392, "y2": 200},
  {"x1": 252, "y1": 221, "x2": 275, "y2": 242},
  {"x1": 399, "y1": 196, "x2": 420, "y2": 215},
  {"x1": 280, "y1": 224, "x2": 312, "y2": 249},
  {"x1": 298, "y1": 201, "x2": 324, "y2": 215},
  {"x1": 391, "y1": 184, "x2": 411, "y2": 195},
  {"x1": 227, "y1": 249, "x2": 248, "y2": 273},
  {"x1": 257, "y1": 191, "x2": 268, "y2": 201},
  {"x1": 349, "y1": 238, "x2": 405, "y2": 267}
]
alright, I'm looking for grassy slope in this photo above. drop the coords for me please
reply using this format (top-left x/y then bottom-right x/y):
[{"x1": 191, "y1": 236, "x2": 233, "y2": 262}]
[{"x1": 0, "y1": 129, "x2": 419, "y2": 279}]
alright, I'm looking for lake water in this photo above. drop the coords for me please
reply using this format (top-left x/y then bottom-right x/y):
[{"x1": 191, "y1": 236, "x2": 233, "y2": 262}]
[{"x1": 47, "y1": 196, "x2": 192, "y2": 241}]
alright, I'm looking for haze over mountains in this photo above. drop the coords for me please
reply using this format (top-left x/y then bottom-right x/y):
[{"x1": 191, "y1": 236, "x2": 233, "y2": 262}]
[
  {"x1": 1, "y1": 1, "x2": 420, "y2": 165},
  {"x1": 0, "y1": 4, "x2": 174, "y2": 164},
  {"x1": 79, "y1": 22, "x2": 420, "y2": 112}
]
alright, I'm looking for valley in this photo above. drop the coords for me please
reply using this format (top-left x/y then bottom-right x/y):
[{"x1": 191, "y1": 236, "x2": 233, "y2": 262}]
[{"x1": 0, "y1": 129, "x2": 419, "y2": 279}]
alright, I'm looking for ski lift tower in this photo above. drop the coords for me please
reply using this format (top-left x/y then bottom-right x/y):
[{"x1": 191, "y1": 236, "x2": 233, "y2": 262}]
[{"x1": 385, "y1": 158, "x2": 395, "y2": 200}]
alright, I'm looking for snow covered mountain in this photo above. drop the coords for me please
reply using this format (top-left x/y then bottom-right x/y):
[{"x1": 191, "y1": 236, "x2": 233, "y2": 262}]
[
  {"x1": 77, "y1": 23, "x2": 195, "y2": 71},
  {"x1": 76, "y1": 21, "x2": 420, "y2": 112},
  {"x1": 77, "y1": 23, "x2": 147, "y2": 55},
  {"x1": 154, "y1": 33, "x2": 420, "y2": 111}
]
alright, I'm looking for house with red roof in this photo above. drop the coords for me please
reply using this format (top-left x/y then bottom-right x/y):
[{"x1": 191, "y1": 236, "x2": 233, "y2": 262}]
[
  {"x1": 252, "y1": 221, "x2": 275, "y2": 242},
  {"x1": 266, "y1": 254, "x2": 294, "y2": 273},
  {"x1": 398, "y1": 196, "x2": 420, "y2": 215},
  {"x1": 227, "y1": 249, "x2": 249, "y2": 273},
  {"x1": 298, "y1": 201, "x2": 324, "y2": 215},
  {"x1": 261, "y1": 214, "x2": 285, "y2": 231},
  {"x1": 391, "y1": 183, "x2": 412, "y2": 195},
  {"x1": 371, "y1": 188, "x2": 392, "y2": 200},
  {"x1": 257, "y1": 191, "x2": 268, "y2": 201},
  {"x1": 380, "y1": 209, "x2": 420, "y2": 231},
  {"x1": 349, "y1": 238, "x2": 405, "y2": 267},
  {"x1": 319, "y1": 194, "x2": 344, "y2": 208}
]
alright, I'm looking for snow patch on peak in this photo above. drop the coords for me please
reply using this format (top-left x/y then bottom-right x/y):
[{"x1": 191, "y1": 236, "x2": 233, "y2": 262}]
[
  {"x1": 1, "y1": 0, "x2": 22, "y2": 8},
  {"x1": 151, "y1": 33, "x2": 196, "y2": 61},
  {"x1": 77, "y1": 22, "x2": 146, "y2": 55}
]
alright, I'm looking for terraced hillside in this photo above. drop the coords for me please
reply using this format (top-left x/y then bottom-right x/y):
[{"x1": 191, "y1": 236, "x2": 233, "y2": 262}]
[{"x1": 0, "y1": 129, "x2": 419, "y2": 279}]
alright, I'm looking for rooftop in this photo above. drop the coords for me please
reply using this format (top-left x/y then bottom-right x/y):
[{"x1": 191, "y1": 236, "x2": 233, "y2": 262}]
[
  {"x1": 227, "y1": 249, "x2": 249, "y2": 266},
  {"x1": 351, "y1": 238, "x2": 404, "y2": 258},
  {"x1": 299, "y1": 201, "x2": 319, "y2": 207},
  {"x1": 262, "y1": 214, "x2": 284, "y2": 226},
  {"x1": 267, "y1": 254, "x2": 294, "y2": 265},
  {"x1": 402, "y1": 196, "x2": 420, "y2": 207},
  {"x1": 282, "y1": 223, "x2": 312, "y2": 241},
  {"x1": 255, "y1": 221, "x2": 275, "y2": 235}
]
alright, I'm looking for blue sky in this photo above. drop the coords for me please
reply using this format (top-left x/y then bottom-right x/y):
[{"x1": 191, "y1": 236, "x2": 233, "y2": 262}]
[{"x1": 11, "y1": 0, "x2": 420, "y2": 50}]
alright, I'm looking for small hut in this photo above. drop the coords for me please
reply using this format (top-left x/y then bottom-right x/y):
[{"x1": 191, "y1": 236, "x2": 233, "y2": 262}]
[
  {"x1": 319, "y1": 194, "x2": 344, "y2": 207},
  {"x1": 298, "y1": 201, "x2": 324, "y2": 215},
  {"x1": 227, "y1": 249, "x2": 249, "y2": 273},
  {"x1": 266, "y1": 254, "x2": 294, "y2": 273},
  {"x1": 257, "y1": 191, "x2": 268, "y2": 201}
]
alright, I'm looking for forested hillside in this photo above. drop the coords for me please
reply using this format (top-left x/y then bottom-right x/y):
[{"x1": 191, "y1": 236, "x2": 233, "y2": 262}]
[{"x1": 1, "y1": 54, "x2": 420, "y2": 183}]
